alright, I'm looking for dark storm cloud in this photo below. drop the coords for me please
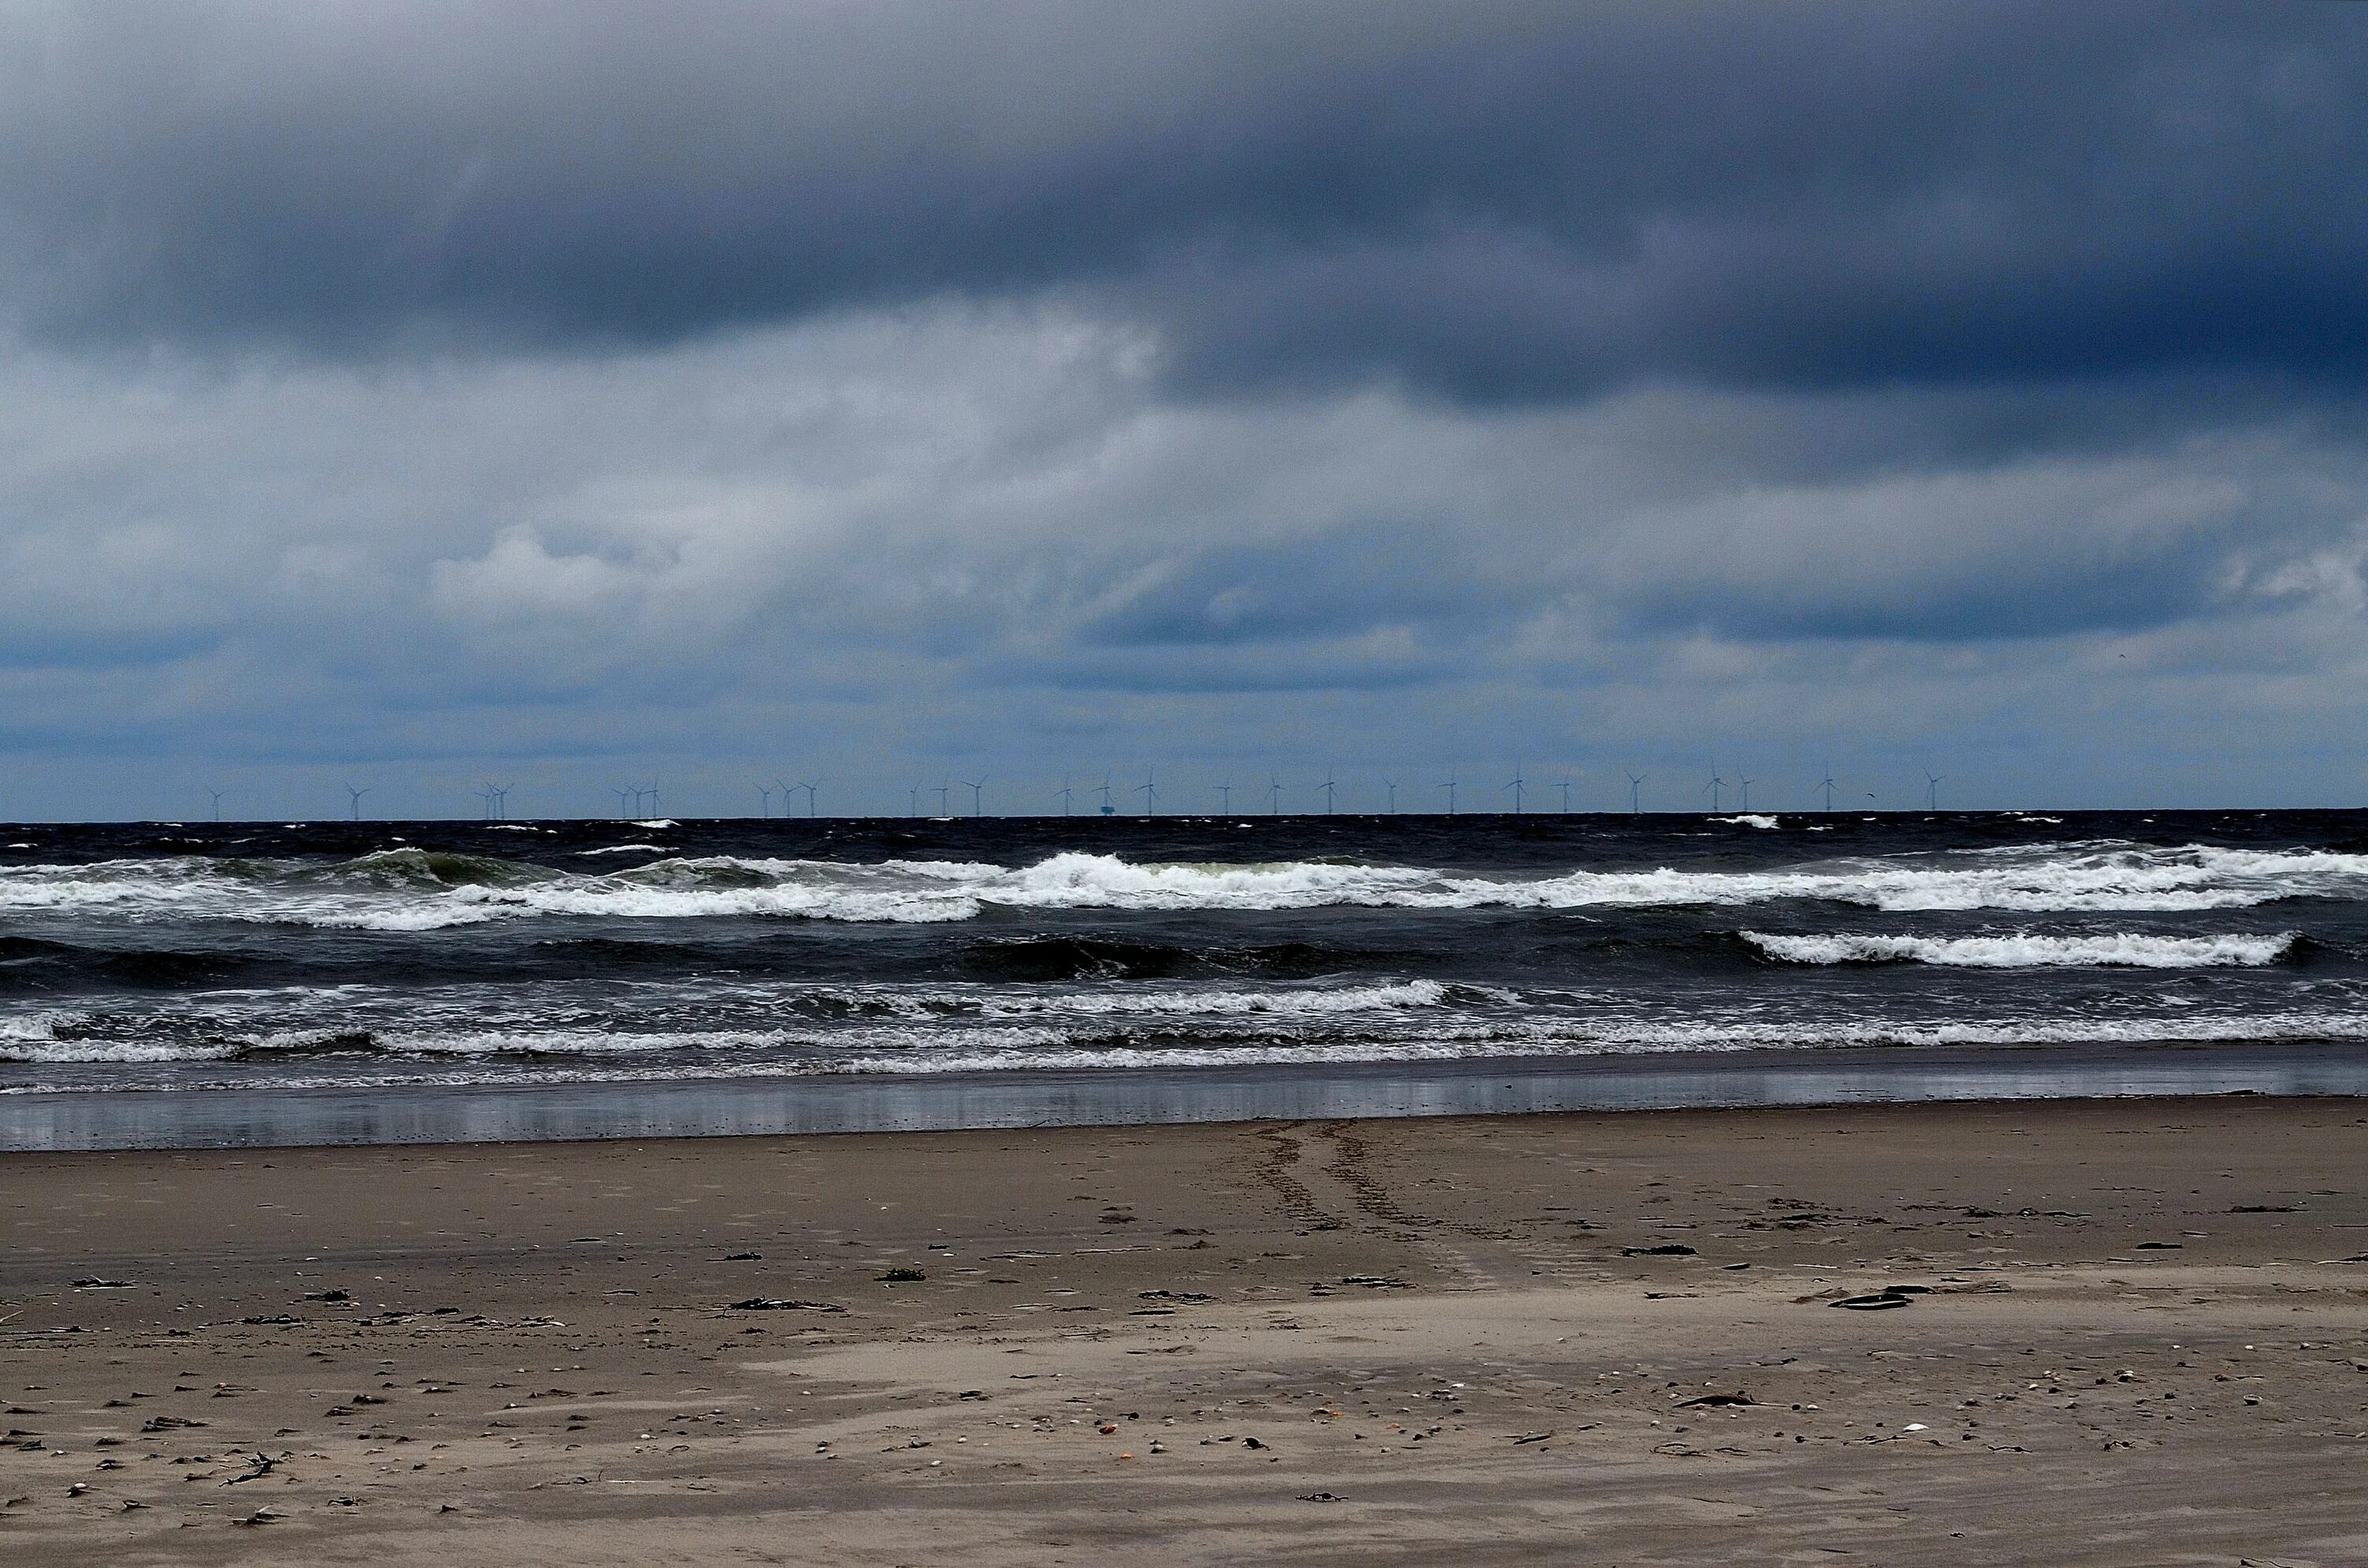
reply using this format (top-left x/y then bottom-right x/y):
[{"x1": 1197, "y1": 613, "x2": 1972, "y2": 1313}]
[{"x1": 5, "y1": 1, "x2": 2363, "y2": 402}]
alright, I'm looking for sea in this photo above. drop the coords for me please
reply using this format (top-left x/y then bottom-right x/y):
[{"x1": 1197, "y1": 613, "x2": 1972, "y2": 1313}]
[{"x1": 4, "y1": 810, "x2": 2366, "y2": 1147}]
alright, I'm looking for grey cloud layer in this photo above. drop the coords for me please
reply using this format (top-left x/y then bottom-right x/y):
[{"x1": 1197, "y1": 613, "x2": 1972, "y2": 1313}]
[
  {"x1": 2, "y1": 2, "x2": 2365, "y2": 813},
  {"x1": 6, "y1": 2, "x2": 2364, "y2": 402}
]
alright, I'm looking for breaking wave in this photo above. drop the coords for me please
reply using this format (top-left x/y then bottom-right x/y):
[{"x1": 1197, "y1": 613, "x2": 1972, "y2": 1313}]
[
  {"x1": 2, "y1": 840, "x2": 2366, "y2": 927},
  {"x1": 1744, "y1": 930, "x2": 2299, "y2": 968},
  {"x1": 9, "y1": 1004, "x2": 2368, "y2": 1086}
]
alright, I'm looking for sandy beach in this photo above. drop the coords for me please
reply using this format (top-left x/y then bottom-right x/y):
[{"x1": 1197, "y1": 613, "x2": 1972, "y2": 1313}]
[{"x1": 4, "y1": 1098, "x2": 2366, "y2": 1565}]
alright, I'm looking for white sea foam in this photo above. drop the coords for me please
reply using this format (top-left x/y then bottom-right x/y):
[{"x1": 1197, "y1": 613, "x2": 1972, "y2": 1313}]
[
  {"x1": 3, "y1": 840, "x2": 2366, "y2": 926},
  {"x1": 15, "y1": 1007, "x2": 2368, "y2": 1086},
  {"x1": 1711, "y1": 814, "x2": 1780, "y2": 829},
  {"x1": 1744, "y1": 930, "x2": 2298, "y2": 967}
]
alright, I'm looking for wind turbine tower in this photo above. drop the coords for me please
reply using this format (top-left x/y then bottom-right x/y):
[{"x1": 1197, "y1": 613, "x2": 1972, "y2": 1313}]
[
  {"x1": 1056, "y1": 774, "x2": 1074, "y2": 816},
  {"x1": 1703, "y1": 764, "x2": 1725, "y2": 814},
  {"x1": 1819, "y1": 765, "x2": 1838, "y2": 813},
  {"x1": 1926, "y1": 771, "x2": 1945, "y2": 810},
  {"x1": 1626, "y1": 772, "x2": 1645, "y2": 815},
  {"x1": 345, "y1": 784, "x2": 372, "y2": 821},
  {"x1": 1504, "y1": 763, "x2": 1525, "y2": 815},
  {"x1": 1737, "y1": 773, "x2": 1755, "y2": 812},
  {"x1": 757, "y1": 783, "x2": 774, "y2": 818},
  {"x1": 1555, "y1": 780, "x2": 1573, "y2": 814},
  {"x1": 1381, "y1": 777, "x2": 1397, "y2": 814},
  {"x1": 797, "y1": 780, "x2": 819, "y2": 818},
  {"x1": 1136, "y1": 768, "x2": 1157, "y2": 816},
  {"x1": 1438, "y1": 778, "x2": 1458, "y2": 815},
  {"x1": 1317, "y1": 773, "x2": 1336, "y2": 814},
  {"x1": 207, "y1": 788, "x2": 226, "y2": 822},
  {"x1": 962, "y1": 778, "x2": 986, "y2": 817},
  {"x1": 1266, "y1": 777, "x2": 1283, "y2": 815},
  {"x1": 1215, "y1": 780, "x2": 1232, "y2": 814}
]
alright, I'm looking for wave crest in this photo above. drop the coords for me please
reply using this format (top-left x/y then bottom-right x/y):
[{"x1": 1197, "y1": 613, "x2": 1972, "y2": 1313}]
[
  {"x1": 2, "y1": 840, "x2": 2366, "y2": 926},
  {"x1": 1744, "y1": 930, "x2": 2297, "y2": 967}
]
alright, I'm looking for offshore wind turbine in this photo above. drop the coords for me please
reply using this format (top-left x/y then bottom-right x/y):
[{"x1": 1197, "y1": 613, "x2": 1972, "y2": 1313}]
[
  {"x1": 1625, "y1": 772, "x2": 1645, "y2": 815},
  {"x1": 1703, "y1": 764, "x2": 1725, "y2": 814},
  {"x1": 476, "y1": 782, "x2": 500, "y2": 821},
  {"x1": 961, "y1": 777, "x2": 986, "y2": 817},
  {"x1": 345, "y1": 784, "x2": 372, "y2": 821},
  {"x1": 1504, "y1": 762, "x2": 1525, "y2": 815},
  {"x1": 1437, "y1": 777, "x2": 1457, "y2": 815},
  {"x1": 1096, "y1": 774, "x2": 1115, "y2": 815},
  {"x1": 756, "y1": 782, "x2": 774, "y2": 818},
  {"x1": 1737, "y1": 773, "x2": 1755, "y2": 811},
  {"x1": 1380, "y1": 777, "x2": 1397, "y2": 814},
  {"x1": 1135, "y1": 768, "x2": 1157, "y2": 816},
  {"x1": 613, "y1": 786, "x2": 635, "y2": 818},
  {"x1": 493, "y1": 783, "x2": 512, "y2": 820},
  {"x1": 1819, "y1": 764, "x2": 1838, "y2": 812},
  {"x1": 1925, "y1": 770, "x2": 1945, "y2": 810},
  {"x1": 933, "y1": 779, "x2": 951, "y2": 816},
  {"x1": 1265, "y1": 777, "x2": 1283, "y2": 815},
  {"x1": 1555, "y1": 779, "x2": 1573, "y2": 814},
  {"x1": 796, "y1": 780, "x2": 819, "y2": 817},
  {"x1": 908, "y1": 782, "x2": 922, "y2": 817},
  {"x1": 1317, "y1": 773, "x2": 1336, "y2": 814},
  {"x1": 1055, "y1": 774, "x2": 1074, "y2": 816},
  {"x1": 1215, "y1": 780, "x2": 1232, "y2": 813},
  {"x1": 207, "y1": 788, "x2": 226, "y2": 821}
]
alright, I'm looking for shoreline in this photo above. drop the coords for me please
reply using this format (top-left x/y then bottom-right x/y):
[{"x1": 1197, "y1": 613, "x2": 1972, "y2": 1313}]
[
  {"x1": 3, "y1": 1098, "x2": 2364, "y2": 1564},
  {"x1": 5, "y1": 1038, "x2": 2366, "y2": 1151}
]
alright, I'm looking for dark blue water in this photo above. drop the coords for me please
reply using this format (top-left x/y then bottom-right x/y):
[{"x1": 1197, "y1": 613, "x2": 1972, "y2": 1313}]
[{"x1": 3, "y1": 810, "x2": 2366, "y2": 1121}]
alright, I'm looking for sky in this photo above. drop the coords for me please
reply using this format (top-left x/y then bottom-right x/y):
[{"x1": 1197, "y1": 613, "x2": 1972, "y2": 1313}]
[{"x1": 3, "y1": 0, "x2": 2366, "y2": 819}]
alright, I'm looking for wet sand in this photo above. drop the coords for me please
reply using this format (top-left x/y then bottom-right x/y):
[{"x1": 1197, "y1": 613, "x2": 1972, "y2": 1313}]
[{"x1": 3, "y1": 1098, "x2": 2366, "y2": 1565}]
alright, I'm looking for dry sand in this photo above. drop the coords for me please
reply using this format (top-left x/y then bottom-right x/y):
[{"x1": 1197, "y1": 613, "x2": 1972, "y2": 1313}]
[{"x1": 3, "y1": 1098, "x2": 2366, "y2": 1565}]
